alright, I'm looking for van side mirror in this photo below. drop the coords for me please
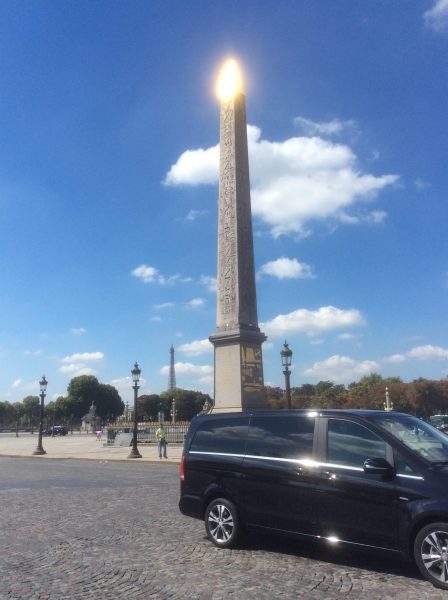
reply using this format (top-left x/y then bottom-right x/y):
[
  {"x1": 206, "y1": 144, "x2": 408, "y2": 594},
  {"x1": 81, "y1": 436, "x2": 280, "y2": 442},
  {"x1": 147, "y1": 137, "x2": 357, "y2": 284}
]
[{"x1": 363, "y1": 457, "x2": 394, "y2": 477}]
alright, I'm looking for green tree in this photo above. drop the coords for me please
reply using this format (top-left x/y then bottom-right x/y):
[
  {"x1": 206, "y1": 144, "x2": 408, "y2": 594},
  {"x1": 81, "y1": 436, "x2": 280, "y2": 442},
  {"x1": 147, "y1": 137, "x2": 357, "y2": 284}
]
[
  {"x1": 137, "y1": 394, "x2": 161, "y2": 421},
  {"x1": 265, "y1": 386, "x2": 285, "y2": 409},
  {"x1": 66, "y1": 376, "x2": 123, "y2": 421},
  {"x1": 96, "y1": 384, "x2": 124, "y2": 420},
  {"x1": 22, "y1": 395, "x2": 40, "y2": 430},
  {"x1": 160, "y1": 388, "x2": 212, "y2": 421},
  {"x1": 0, "y1": 401, "x2": 18, "y2": 426},
  {"x1": 67, "y1": 375, "x2": 100, "y2": 419}
]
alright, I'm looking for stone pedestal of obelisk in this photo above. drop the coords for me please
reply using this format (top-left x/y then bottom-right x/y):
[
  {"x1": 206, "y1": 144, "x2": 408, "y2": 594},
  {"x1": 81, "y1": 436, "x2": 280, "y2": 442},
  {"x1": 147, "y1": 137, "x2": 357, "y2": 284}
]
[{"x1": 209, "y1": 63, "x2": 267, "y2": 412}]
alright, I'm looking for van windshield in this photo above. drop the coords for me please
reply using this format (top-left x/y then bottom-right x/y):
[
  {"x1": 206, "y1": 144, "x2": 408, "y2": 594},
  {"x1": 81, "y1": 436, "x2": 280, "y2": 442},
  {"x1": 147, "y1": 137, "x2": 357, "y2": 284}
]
[
  {"x1": 429, "y1": 415, "x2": 448, "y2": 427},
  {"x1": 371, "y1": 414, "x2": 448, "y2": 465}
]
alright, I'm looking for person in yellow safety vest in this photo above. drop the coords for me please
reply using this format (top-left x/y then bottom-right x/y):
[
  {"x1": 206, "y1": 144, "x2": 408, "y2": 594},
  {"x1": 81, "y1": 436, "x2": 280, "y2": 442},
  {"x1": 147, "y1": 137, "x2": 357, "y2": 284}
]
[{"x1": 155, "y1": 423, "x2": 168, "y2": 459}]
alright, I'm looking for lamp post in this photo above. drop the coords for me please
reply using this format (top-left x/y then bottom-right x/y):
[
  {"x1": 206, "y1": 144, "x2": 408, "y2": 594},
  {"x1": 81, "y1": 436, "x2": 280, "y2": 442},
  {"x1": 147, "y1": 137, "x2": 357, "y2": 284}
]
[
  {"x1": 281, "y1": 341, "x2": 293, "y2": 410},
  {"x1": 384, "y1": 386, "x2": 393, "y2": 412},
  {"x1": 172, "y1": 398, "x2": 176, "y2": 424},
  {"x1": 128, "y1": 362, "x2": 142, "y2": 459},
  {"x1": 33, "y1": 375, "x2": 47, "y2": 455}
]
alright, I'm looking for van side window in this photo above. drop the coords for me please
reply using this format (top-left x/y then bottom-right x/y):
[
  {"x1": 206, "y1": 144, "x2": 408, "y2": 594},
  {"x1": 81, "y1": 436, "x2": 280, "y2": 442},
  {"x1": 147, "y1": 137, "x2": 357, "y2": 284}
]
[
  {"x1": 394, "y1": 450, "x2": 420, "y2": 476},
  {"x1": 190, "y1": 417, "x2": 249, "y2": 454},
  {"x1": 328, "y1": 419, "x2": 387, "y2": 468},
  {"x1": 246, "y1": 416, "x2": 315, "y2": 460}
]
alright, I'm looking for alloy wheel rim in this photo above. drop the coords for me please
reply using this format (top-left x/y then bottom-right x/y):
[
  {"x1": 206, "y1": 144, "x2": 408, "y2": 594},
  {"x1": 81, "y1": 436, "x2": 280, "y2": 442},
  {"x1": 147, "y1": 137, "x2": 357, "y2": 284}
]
[
  {"x1": 421, "y1": 530, "x2": 448, "y2": 583},
  {"x1": 208, "y1": 504, "x2": 234, "y2": 543}
]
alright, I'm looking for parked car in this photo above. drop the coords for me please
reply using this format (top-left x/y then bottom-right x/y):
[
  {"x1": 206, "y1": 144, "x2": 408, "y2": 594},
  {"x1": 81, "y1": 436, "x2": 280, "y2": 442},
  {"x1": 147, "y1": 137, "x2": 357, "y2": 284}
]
[
  {"x1": 428, "y1": 415, "x2": 448, "y2": 434},
  {"x1": 179, "y1": 409, "x2": 448, "y2": 590},
  {"x1": 43, "y1": 426, "x2": 68, "y2": 436}
]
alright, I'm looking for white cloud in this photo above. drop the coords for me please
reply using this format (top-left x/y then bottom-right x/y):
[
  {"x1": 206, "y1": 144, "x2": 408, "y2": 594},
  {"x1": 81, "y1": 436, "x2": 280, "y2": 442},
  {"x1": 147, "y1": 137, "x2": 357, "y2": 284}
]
[
  {"x1": 58, "y1": 352, "x2": 103, "y2": 377},
  {"x1": 408, "y1": 345, "x2": 448, "y2": 360},
  {"x1": 199, "y1": 275, "x2": 217, "y2": 292},
  {"x1": 160, "y1": 362, "x2": 213, "y2": 376},
  {"x1": 132, "y1": 265, "x2": 191, "y2": 286},
  {"x1": 385, "y1": 354, "x2": 406, "y2": 364},
  {"x1": 337, "y1": 333, "x2": 361, "y2": 341},
  {"x1": 10, "y1": 380, "x2": 40, "y2": 393},
  {"x1": 303, "y1": 355, "x2": 379, "y2": 384},
  {"x1": 185, "y1": 209, "x2": 207, "y2": 222},
  {"x1": 294, "y1": 116, "x2": 358, "y2": 137},
  {"x1": 131, "y1": 264, "x2": 158, "y2": 283},
  {"x1": 177, "y1": 339, "x2": 213, "y2": 356},
  {"x1": 153, "y1": 302, "x2": 175, "y2": 309},
  {"x1": 61, "y1": 365, "x2": 97, "y2": 377},
  {"x1": 424, "y1": 0, "x2": 448, "y2": 32},
  {"x1": 384, "y1": 345, "x2": 448, "y2": 363},
  {"x1": 414, "y1": 178, "x2": 431, "y2": 191},
  {"x1": 165, "y1": 123, "x2": 398, "y2": 237},
  {"x1": 24, "y1": 349, "x2": 43, "y2": 356},
  {"x1": 261, "y1": 306, "x2": 366, "y2": 338},
  {"x1": 187, "y1": 297, "x2": 206, "y2": 308},
  {"x1": 151, "y1": 316, "x2": 162, "y2": 322},
  {"x1": 70, "y1": 327, "x2": 86, "y2": 336},
  {"x1": 59, "y1": 364, "x2": 96, "y2": 375},
  {"x1": 110, "y1": 376, "x2": 149, "y2": 401},
  {"x1": 61, "y1": 352, "x2": 104, "y2": 363},
  {"x1": 259, "y1": 257, "x2": 314, "y2": 280},
  {"x1": 338, "y1": 210, "x2": 387, "y2": 225},
  {"x1": 164, "y1": 145, "x2": 219, "y2": 186}
]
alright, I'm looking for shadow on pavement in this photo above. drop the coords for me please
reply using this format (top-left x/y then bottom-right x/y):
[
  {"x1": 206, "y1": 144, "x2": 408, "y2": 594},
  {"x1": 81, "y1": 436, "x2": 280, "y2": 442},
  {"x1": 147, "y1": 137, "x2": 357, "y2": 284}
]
[{"x1": 239, "y1": 530, "x2": 422, "y2": 582}]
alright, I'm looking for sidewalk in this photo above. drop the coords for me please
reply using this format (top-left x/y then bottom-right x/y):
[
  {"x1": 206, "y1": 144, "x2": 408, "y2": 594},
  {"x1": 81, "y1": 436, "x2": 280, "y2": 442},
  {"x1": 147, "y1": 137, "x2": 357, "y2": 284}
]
[{"x1": 0, "y1": 432, "x2": 183, "y2": 463}]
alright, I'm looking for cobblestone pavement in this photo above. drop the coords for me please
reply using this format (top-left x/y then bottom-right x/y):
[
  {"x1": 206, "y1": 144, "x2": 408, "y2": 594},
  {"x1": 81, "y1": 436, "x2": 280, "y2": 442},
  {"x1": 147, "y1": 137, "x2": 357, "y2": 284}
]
[{"x1": 0, "y1": 457, "x2": 444, "y2": 600}]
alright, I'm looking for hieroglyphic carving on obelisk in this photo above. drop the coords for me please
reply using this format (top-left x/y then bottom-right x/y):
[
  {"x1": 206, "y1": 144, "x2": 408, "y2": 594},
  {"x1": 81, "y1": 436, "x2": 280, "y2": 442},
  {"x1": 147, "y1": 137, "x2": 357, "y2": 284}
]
[{"x1": 209, "y1": 59, "x2": 266, "y2": 412}]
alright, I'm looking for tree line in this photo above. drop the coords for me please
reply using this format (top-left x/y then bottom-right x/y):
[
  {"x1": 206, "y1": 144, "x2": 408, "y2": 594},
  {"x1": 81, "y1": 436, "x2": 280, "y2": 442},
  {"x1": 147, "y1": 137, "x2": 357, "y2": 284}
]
[
  {"x1": 2, "y1": 372, "x2": 448, "y2": 429},
  {"x1": 266, "y1": 373, "x2": 448, "y2": 419},
  {"x1": 0, "y1": 375, "x2": 212, "y2": 428}
]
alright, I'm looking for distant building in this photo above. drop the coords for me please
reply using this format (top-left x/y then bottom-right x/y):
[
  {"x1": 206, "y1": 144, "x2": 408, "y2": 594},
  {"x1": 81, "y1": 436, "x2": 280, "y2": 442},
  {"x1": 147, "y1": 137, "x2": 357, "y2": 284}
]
[{"x1": 168, "y1": 345, "x2": 176, "y2": 391}]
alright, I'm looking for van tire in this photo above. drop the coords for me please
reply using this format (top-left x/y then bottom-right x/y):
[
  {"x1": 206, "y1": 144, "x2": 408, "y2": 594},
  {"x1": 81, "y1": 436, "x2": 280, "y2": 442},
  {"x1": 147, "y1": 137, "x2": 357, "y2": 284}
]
[
  {"x1": 414, "y1": 522, "x2": 448, "y2": 590},
  {"x1": 205, "y1": 498, "x2": 240, "y2": 549}
]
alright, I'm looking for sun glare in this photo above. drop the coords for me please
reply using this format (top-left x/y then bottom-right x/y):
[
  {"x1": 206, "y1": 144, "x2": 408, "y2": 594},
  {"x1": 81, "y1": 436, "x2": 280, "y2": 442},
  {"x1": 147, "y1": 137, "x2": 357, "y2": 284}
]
[{"x1": 216, "y1": 59, "x2": 243, "y2": 100}]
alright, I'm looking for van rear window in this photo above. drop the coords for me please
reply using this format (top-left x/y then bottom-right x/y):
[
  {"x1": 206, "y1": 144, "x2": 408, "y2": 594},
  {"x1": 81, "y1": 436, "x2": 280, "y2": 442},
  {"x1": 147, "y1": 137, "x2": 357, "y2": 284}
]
[{"x1": 190, "y1": 417, "x2": 249, "y2": 454}]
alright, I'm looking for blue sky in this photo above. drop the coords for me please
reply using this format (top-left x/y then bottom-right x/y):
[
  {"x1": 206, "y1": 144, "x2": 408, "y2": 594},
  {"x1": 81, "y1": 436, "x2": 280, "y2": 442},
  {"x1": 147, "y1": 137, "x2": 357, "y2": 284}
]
[{"x1": 1, "y1": 1, "x2": 447, "y2": 404}]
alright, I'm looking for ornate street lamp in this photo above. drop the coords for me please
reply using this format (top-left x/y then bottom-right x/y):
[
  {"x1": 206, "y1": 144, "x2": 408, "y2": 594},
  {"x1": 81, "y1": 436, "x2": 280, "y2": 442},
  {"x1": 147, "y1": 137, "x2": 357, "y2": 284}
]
[
  {"x1": 15, "y1": 408, "x2": 20, "y2": 438},
  {"x1": 128, "y1": 362, "x2": 142, "y2": 458},
  {"x1": 33, "y1": 375, "x2": 47, "y2": 455},
  {"x1": 52, "y1": 405, "x2": 56, "y2": 437},
  {"x1": 280, "y1": 341, "x2": 293, "y2": 410},
  {"x1": 384, "y1": 386, "x2": 394, "y2": 412}
]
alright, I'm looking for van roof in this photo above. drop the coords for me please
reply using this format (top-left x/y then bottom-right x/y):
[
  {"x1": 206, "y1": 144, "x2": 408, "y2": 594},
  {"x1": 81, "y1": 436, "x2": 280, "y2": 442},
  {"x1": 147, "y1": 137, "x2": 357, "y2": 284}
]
[{"x1": 192, "y1": 409, "x2": 406, "y2": 420}]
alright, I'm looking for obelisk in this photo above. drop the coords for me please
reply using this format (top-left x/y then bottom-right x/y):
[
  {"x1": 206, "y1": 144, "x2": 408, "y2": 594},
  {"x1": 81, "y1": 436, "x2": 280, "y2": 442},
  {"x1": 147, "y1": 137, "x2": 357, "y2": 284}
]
[{"x1": 209, "y1": 59, "x2": 267, "y2": 412}]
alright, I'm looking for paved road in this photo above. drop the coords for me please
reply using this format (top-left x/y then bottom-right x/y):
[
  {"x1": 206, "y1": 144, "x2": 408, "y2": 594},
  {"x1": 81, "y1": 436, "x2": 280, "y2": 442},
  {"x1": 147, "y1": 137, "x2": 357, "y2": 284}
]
[
  {"x1": 0, "y1": 458, "x2": 443, "y2": 599},
  {"x1": 0, "y1": 432, "x2": 183, "y2": 462}
]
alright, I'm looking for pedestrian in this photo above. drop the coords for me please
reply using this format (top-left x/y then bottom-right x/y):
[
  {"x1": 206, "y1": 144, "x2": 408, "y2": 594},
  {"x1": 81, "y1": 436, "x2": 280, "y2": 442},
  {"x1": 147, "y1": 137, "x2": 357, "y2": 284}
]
[{"x1": 156, "y1": 422, "x2": 168, "y2": 459}]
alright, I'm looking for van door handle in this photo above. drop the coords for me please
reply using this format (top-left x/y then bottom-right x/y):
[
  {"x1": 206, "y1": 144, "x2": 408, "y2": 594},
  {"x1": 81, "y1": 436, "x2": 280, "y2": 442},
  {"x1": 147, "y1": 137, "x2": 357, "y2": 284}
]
[
  {"x1": 297, "y1": 466, "x2": 309, "y2": 476},
  {"x1": 320, "y1": 470, "x2": 337, "y2": 481}
]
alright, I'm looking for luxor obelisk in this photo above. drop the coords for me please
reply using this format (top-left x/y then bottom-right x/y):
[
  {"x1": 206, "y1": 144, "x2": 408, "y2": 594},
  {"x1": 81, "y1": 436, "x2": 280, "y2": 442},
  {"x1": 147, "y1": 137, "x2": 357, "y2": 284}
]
[{"x1": 209, "y1": 59, "x2": 267, "y2": 412}]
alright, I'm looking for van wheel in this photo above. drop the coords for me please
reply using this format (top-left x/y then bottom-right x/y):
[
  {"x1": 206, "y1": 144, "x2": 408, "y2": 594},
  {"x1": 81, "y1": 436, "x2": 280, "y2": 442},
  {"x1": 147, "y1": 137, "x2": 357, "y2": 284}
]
[
  {"x1": 205, "y1": 498, "x2": 240, "y2": 548},
  {"x1": 414, "y1": 522, "x2": 448, "y2": 589}
]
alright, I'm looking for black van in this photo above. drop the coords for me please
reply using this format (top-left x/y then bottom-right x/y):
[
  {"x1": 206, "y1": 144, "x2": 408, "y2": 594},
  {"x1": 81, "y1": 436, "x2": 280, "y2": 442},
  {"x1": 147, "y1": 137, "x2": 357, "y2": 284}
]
[{"x1": 179, "y1": 409, "x2": 448, "y2": 590}]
